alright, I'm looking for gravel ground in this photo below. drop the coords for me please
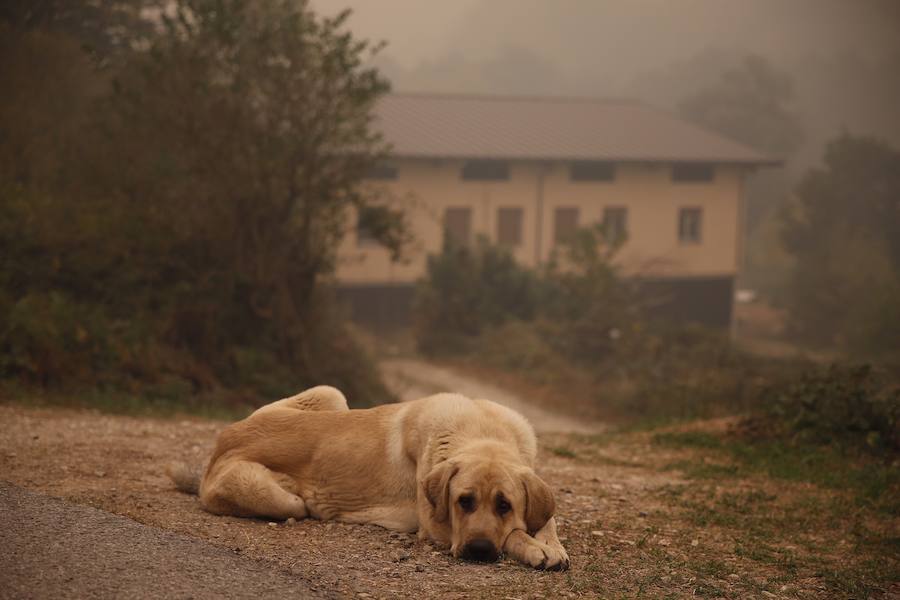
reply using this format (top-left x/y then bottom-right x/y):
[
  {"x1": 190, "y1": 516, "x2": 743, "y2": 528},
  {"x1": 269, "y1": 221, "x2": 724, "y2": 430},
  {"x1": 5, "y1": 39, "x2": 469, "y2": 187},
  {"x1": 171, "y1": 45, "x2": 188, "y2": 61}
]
[
  {"x1": 2, "y1": 362, "x2": 893, "y2": 598},
  {"x1": 0, "y1": 481, "x2": 322, "y2": 599}
]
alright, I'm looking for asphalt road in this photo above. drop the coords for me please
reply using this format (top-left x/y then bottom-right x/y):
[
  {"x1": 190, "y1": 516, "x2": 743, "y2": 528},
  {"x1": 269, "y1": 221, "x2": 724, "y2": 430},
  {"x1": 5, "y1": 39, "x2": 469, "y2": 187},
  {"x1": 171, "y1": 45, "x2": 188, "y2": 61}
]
[{"x1": 0, "y1": 481, "x2": 323, "y2": 600}]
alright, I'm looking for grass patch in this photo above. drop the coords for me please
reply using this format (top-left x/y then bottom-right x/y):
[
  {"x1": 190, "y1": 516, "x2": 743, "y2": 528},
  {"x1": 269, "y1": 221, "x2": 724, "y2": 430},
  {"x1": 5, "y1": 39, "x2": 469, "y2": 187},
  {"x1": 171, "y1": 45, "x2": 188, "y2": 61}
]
[
  {"x1": 549, "y1": 446, "x2": 577, "y2": 458},
  {"x1": 653, "y1": 431, "x2": 899, "y2": 514}
]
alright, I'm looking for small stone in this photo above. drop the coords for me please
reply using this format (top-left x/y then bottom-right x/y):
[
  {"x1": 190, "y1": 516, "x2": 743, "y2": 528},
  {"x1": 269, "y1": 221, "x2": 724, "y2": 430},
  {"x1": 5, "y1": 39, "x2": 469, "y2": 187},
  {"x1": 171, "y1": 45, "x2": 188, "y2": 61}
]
[
  {"x1": 638, "y1": 511, "x2": 648, "y2": 517},
  {"x1": 285, "y1": 518, "x2": 297, "y2": 526},
  {"x1": 415, "y1": 564, "x2": 426, "y2": 572},
  {"x1": 657, "y1": 538, "x2": 670, "y2": 546},
  {"x1": 94, "y1": 470, "x2": 106, "y2": 478},
  {"x1": 691, "y1": 539, "x2": 699, "y2": 547},
  {"x1": 727, "y1": 573, "x2": 740, "y2": 581},
  {"x1": 591, "y1": 530, "x2": 604, "y2": 537},
  {"x1": 268, "y1": 522, "x2": 278, "y2": 527}
]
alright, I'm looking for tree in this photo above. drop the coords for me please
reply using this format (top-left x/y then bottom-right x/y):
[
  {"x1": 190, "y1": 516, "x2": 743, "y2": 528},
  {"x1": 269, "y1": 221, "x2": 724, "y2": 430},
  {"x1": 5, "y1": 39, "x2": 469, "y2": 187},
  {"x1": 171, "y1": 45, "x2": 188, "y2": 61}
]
[
  {"x1": 679, "y1": 55, "x2": 805, "y2": 295},
  {"x1": 781, "y1": 135, "x2": 900, "y2": 354},
  {"x1": 102, "y1": 0, "x2": 400, "y2": 360},
  {"x1": 679, "y1": 54, "x2": 803, "y2": 159},
  {"x1": 0, "y1": 1, "x2": 403, "y2": 406}
]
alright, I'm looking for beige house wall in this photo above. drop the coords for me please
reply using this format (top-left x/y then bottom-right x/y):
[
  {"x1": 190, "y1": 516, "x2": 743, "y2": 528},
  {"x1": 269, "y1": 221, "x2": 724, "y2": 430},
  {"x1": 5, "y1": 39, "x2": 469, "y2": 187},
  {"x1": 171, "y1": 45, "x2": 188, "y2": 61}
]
[{"x1": 335, "y1": 159, "x2": 746, "y2": 285}]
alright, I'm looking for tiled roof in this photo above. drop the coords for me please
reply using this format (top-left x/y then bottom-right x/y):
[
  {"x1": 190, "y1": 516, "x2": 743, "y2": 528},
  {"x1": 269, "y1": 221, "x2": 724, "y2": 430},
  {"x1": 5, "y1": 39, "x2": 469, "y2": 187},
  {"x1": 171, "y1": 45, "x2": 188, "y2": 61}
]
[{"x1": 374, "y1": 93, "x2": 777, "y2": 165}]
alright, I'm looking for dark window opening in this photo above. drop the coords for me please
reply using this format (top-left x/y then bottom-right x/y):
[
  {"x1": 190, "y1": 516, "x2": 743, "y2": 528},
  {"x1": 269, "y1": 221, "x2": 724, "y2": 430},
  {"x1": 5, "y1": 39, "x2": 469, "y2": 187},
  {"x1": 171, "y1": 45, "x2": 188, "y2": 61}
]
[
  {"x1": 444, "y1": 207, "x2": 472, "y2": 247},
  {"x1": 570, "y1": 161, "x2": 616, "y2": 182},
  {"x1": 497, "y1": 207, "x2": 523, "y2": 246},
  {"x1": 554, "y1": 207, "x2": 579, "y2": 245},
  {"x1": 678, "y1": 207, "x2": 703, "y2": 243},
  {"x1": 602, "y1": 206, "x2": 628, "y2": 244},
  {"x1": 462, "y1": 160, "x2": 509, "y2": 181},
  {"x1": 672, "y1": 163, "x2": 714, "y2": 182},
  {"x1": 365, "y1": 164, "x2": 398, "y2": 180},
  {"x1": 356, "y1": 206, "x2": 380, "y2": 246}
]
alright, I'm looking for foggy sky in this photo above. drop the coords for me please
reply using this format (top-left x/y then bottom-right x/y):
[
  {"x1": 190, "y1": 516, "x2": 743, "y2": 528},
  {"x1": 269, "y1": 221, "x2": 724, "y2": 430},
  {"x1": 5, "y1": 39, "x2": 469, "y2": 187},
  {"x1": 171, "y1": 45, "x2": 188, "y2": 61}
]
[{"x1": 310, "y1": 0, "x2": 900, "y2": 165}]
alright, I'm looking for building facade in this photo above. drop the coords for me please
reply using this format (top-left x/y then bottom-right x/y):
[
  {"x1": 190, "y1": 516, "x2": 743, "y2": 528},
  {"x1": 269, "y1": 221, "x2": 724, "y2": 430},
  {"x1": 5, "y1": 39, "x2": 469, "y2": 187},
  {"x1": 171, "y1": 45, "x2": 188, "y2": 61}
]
[{"x1": 336, "y1": 94, "x2": 776, "y2": 328}]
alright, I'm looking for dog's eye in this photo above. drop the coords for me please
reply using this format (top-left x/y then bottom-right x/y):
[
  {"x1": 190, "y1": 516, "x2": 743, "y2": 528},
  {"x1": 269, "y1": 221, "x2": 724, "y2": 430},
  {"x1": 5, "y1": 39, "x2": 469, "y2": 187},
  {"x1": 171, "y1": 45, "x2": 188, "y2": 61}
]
[
  {"x1": 496, "y1": 497, "x2": 511, "y2": 515},
  {"x1": 458, "y1": 495, "x2": 475, "y2": 512}
]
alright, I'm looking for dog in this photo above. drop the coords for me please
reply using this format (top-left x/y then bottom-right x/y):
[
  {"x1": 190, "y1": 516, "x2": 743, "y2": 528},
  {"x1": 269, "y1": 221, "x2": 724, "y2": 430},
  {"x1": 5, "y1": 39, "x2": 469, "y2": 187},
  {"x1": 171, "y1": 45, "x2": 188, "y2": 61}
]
[{"x1": 169, "y1": 385, "x2": 569, "y2": 570}]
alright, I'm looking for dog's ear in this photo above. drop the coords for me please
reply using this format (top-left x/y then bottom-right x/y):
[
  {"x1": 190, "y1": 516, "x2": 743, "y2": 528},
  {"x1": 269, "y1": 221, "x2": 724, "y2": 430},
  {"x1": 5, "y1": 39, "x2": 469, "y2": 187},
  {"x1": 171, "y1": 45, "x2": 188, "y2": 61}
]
[
  {"x1": 423, "y1": 461, "x2": 458, "y2": 523},
  {"x1": 520, "y1": 469, "x2": 555, "y2": 533}
]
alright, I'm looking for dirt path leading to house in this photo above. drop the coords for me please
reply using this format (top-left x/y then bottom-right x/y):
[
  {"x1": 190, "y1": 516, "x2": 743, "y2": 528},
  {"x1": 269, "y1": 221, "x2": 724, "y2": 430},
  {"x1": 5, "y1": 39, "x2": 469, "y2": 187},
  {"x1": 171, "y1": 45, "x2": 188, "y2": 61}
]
[{"x1": 380, "y1": 357, "x2": 605, "y2": 435}]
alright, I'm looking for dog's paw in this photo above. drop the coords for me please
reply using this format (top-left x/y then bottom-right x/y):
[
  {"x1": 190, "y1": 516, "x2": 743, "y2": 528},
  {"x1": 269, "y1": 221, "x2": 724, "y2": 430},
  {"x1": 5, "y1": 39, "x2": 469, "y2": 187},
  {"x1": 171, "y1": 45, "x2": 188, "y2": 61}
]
[
  {"x1": 520, "y1": 537, "x2": 569, "y2": 571},
  {"x1": 535, "y1": 534, "x2": 570, "y2": 571}
]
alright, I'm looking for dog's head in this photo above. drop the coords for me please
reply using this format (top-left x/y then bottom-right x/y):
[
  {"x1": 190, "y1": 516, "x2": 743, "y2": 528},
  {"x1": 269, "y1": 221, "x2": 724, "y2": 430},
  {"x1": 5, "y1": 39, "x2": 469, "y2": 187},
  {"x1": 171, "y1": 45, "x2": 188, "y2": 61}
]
[{"x1": 423, "y1": 455, "x2": 555, "y2": 562}]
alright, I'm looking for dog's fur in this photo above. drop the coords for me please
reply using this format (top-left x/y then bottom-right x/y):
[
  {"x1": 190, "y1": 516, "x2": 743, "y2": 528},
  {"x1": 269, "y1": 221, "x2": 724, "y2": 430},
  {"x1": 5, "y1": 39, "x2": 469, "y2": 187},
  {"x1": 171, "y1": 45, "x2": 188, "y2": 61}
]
[{"x1": 170, "y1": 386, "x2": 569, "y2": 569}]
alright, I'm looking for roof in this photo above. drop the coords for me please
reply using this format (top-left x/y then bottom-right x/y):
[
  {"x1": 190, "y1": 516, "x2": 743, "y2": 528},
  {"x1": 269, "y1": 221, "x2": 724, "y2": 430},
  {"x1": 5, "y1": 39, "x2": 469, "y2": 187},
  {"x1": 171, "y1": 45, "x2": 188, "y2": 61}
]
[{"x1": 374, "y1": 93, "x2": 777, "y2": 165}]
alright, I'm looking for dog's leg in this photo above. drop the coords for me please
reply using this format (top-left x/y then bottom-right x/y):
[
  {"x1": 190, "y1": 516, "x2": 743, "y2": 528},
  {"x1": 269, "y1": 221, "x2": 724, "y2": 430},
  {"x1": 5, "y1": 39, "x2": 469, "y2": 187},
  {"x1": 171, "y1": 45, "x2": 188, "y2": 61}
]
[
  {"x1": 533, "y1": 517, "x2": 569, "y2": 567},
  {"x1": 202, "y1": 461, "x2": 309, "y2": 520},
  {"x1": 503, "y1": 520, "x2": 570, "y2": 571},
  {"x1": 251, "y1": 385, "x2": 349, "y2": 416}
]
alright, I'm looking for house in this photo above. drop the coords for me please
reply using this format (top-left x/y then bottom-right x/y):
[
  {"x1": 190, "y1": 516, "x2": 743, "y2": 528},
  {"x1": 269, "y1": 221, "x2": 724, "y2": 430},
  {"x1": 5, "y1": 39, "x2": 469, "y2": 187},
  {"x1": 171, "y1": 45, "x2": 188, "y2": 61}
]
[{"x1": 336, "y1": 93, "x2": 777, "y2": 329}]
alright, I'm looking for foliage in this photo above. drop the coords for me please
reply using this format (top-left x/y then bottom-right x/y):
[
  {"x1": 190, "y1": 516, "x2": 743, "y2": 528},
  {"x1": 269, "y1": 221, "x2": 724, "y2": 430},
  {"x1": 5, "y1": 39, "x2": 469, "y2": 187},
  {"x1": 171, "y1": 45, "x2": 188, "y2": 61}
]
[
  {"x1": 413, "y1": 228, "x2": 795, "y2": 422},
  {"x1": 0, "y1": 2, "x2": 402, "y2": 409},
  {"x1": 413, "y1": 237, "x2": 539, "y2": 354},
  {"x1": 679, "y1": 54, "x2": 803, "y2": 159},
  {"x1": 781, "y1": 135, "x2": 900, "y2": 355},
  {"x1": 762, "y1": 364, "x2": 900, "y2": 453}
]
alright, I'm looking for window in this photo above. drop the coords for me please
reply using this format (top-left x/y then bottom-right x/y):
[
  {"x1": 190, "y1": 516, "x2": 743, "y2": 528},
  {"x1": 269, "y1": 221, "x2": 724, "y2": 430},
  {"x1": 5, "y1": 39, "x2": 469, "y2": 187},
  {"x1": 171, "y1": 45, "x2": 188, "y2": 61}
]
[
  {"x1": 678, "y1": 207, "x2": 703, "y2": 243},
  {"x1": 602, "y1": 206, "x2": 628, "y2": 244},
  {"x1": 672, "y1": 163, "x2": 714, "y2": 182},
  {"x1": 356, "y1": 206, "x2": 381, "y2": 246},
  {"x1": 365, "y1": 163, "x2": 398, "y2": 180},
  {"x1": 497, "y1": 207, "x2": 523, "y2": 246},
  {"x1": 570, "y1": 161, "x2": 616, "y2": 182},
  {"x1": 444, "y1": 207, "x2": 472, "y2": 247},
  {"x1": 554, "y1": 207, "x2": 579, "y2": 245},
  {"x1": 461, "y1": 160, "x2": 509, "y2": 181}
]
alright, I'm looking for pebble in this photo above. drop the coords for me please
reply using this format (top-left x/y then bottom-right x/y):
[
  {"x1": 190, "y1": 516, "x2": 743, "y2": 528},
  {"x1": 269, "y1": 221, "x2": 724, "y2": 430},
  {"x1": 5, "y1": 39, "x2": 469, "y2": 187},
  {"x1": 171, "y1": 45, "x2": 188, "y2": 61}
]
[
  {"x1": 691, "y1": 539, "x2": 699, "y2": 547},
  {"x1": 727, "y1": 573, "x2": 740, "y2": 581},
  {"x1": 268, "y1": 522, "x2": 278, "y2": 528},
  {"x1": 415, "y1": 564, "x2": 426, "y2": 572},
  {"x1": 590, "y1": 530, "x2": 604, "y2": 537},
  {"x1": 285, "y1": 518, "x2": 297, "y2": 526}
]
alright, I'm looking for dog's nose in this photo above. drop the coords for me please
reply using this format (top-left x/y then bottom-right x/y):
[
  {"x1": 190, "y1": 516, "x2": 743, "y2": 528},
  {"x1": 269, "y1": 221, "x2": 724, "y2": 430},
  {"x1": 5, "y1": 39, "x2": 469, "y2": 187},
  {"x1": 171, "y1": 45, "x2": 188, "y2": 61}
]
[{"x1": 461, "y1": 538, "x2": 499, "y2": 563}]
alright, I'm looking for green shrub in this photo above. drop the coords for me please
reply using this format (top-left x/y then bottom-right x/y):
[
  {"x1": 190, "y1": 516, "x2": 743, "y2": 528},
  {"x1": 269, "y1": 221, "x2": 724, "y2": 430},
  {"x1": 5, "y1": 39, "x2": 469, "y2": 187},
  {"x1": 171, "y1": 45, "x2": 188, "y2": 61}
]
[
  {"x1": 414, "y1": 237, "x2": 539, "y2": 354},
  {"x1": 763, "y1": 364, "x2": 900, "y2": 453}
]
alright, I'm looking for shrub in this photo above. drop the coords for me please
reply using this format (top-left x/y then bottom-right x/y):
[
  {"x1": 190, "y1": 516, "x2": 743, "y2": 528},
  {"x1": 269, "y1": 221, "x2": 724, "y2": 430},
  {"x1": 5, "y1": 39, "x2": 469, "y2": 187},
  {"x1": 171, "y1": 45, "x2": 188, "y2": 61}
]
[
  {"x1": 763, "y1": 363, "x2": 900, "y2": 453},
  {"x1": 414, "y1": 237, "x2": 539, "y2": 355}
]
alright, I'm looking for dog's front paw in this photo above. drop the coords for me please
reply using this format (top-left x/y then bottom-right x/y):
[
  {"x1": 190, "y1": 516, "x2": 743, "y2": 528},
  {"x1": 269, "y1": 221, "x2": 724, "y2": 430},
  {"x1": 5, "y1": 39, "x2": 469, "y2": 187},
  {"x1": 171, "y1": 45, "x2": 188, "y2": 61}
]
[
  {"x1": 535, "y1": 533, "x2": 570, "y2": 571},
  {"x1": 506, "y1": 530, "x2": 570, "y2": 571},
  {"x1": 542, "y1": 541, "x2": 569, "y2": 571}
]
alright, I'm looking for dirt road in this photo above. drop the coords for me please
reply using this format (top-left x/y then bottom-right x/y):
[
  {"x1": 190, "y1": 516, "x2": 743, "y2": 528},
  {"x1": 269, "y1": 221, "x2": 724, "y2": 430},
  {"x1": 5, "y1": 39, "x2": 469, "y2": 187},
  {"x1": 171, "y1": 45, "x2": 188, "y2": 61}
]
[{"x1": 380, "y1": 358, "x2": 604, "y2": 434}]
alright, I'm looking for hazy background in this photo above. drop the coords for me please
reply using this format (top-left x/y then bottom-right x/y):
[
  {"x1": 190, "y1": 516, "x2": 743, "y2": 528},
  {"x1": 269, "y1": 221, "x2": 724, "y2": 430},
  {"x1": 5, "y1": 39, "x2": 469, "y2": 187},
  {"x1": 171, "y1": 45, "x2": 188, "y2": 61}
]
[{"x1": 312, "y1": 0, "x2": 900, "y2": 168}]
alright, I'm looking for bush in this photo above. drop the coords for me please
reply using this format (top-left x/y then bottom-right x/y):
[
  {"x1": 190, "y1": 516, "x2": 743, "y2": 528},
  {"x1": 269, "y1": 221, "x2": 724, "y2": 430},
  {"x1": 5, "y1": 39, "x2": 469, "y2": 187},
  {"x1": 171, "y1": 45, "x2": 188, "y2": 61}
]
[
  {"x1": 763, "y1": 364, "x2": 900, "y2": 453},
  {"x1": 414, "y1": 237, "x2": 539, "y2": 355}
]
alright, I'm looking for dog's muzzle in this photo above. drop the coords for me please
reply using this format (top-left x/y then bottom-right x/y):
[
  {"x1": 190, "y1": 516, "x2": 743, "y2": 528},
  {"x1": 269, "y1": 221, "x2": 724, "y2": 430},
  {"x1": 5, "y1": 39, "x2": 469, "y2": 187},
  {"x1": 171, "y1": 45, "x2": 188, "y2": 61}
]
[{"x1": 460, "y1": 539, "x2": 499, "y2": 563}]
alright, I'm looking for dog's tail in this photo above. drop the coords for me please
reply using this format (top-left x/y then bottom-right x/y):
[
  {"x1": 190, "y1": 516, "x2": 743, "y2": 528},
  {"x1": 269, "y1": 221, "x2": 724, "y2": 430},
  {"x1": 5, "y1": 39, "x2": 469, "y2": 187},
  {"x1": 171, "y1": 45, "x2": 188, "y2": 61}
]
[{"x1": 166, "y1": 460, "x2": 203, "y2": 495}]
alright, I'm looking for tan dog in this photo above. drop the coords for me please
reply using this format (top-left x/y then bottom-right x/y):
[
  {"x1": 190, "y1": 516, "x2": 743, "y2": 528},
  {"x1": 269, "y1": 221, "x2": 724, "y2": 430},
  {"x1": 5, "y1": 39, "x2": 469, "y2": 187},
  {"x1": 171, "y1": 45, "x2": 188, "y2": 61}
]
[{"x1": 170, "y1": 386, "x2": 569, "y2": 570}]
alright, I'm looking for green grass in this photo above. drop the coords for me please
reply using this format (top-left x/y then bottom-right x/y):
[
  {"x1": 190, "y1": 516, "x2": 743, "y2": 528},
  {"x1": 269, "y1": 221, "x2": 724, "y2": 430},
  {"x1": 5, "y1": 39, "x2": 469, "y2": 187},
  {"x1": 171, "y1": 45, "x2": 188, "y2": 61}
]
[
  {"x1": 549, "y1": 446, "x2": 577, "y2": 458},
  {"x1": 653, "y1": 431, "x2": 900, "y2": 515}
]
